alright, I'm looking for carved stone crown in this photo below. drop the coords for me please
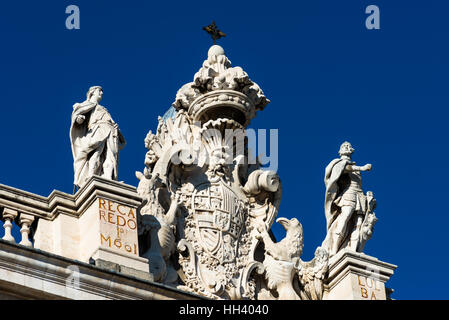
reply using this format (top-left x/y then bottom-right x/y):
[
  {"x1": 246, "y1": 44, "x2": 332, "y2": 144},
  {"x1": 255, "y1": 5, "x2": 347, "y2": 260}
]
[{"x1": 172, "y1": 45, "x2": 270, "y2": 128}]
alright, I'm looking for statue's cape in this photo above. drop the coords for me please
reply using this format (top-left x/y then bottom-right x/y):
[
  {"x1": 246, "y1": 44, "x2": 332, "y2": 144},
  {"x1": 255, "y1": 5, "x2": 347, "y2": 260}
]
[
  {"x1": 70, "y1": 101, "x2": 97, "y2": 186},
  {"x1": 324, "y1": 158, "x2": 349, "y2": 230},
  {"x1": 70, "y1": 101, "x2": 126, "y2": 187}
]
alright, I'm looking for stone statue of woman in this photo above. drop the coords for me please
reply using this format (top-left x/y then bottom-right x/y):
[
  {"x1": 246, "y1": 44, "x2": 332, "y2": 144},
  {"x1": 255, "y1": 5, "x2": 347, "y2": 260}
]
[{"x1": 70, "y1": 86, "x2": 126, "y2": 189}]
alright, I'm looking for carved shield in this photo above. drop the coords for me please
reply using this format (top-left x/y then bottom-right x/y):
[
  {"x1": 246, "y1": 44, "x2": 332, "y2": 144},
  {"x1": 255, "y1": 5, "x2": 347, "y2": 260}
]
[{"x1": 191, "y1": 180, "x2": 245, "y2": 262}]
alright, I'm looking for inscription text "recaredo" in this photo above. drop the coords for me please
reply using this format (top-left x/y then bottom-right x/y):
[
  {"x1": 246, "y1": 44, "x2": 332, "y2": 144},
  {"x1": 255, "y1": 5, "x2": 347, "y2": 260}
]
[{"x1": 98, "y1": 199, "x2": 137, "y2": 230}]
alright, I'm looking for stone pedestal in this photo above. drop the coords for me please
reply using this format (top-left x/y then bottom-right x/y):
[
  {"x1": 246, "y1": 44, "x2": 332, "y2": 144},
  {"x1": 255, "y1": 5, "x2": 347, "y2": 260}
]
[
  {"x1": 79, "y1": 197, "x2": 149, "y2": 279},
  {"x1": 34, "y1": 176, "x2": 149, "y2": 280},
  {"x1": 323, "y1": 249, "x2": 396, "y2": 300}
]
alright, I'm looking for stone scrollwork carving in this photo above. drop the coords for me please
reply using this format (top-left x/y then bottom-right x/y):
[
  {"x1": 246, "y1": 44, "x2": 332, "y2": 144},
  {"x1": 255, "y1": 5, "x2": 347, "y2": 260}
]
[
  {"x1": 172, "y1": 82, "x2": 200, "y2": 111},
  {"x1": 172, "y1": 45, "x2": 269, "y2": 127},
  {"x1": 134, "y1": 46, "x2": 378, "y2": 301},
  {"x1": 135, "y1": 45, "x2": 282, "y2": 300},
  {"x1": 243, "y1": 169, "x2": 282, "y2": 230}
]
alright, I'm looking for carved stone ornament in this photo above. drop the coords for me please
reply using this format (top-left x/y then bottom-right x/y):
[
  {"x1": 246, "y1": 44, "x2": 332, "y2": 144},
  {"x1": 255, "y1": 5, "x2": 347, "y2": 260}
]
[
  {"x1": 134, "y1": 46, "x2": 378, "y2": 300},
  {"x1": 172, "y1": 45, "x2": 269, "y2": 127}
]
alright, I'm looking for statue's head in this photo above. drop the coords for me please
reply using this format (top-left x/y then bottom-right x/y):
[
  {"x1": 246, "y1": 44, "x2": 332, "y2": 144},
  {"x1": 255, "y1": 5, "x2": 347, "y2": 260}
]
[
  {"x1": 339, "y1": 141, "x2": 354, "y2": 157},
  {"x1": 86, "y1": 86, "x2": 103, "y2": 102}
]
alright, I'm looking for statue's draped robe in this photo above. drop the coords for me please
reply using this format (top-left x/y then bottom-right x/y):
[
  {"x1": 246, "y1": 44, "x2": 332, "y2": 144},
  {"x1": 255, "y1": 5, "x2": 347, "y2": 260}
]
[
  {"x1": 70, "y1": 101, "x2": 125, "y2": 188},
  {"x1": 324, "y1": 158, "x2": 349, "y2": 231}
]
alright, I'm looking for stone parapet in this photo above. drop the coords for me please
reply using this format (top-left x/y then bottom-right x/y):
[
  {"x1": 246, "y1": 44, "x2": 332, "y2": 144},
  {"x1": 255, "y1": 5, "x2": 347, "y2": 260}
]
[
  {"x1": 1, "y1": 176, "x2": 150, "y2": 281},
  {"x1": 0, "y1": 239, "x2": 201, "y2": 300}
]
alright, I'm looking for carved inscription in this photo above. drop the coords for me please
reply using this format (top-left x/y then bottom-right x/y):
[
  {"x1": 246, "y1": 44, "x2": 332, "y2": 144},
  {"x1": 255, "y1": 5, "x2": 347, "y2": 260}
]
[
  {"x1": 98, "y1": 198, "x2": 138, "y2": 255},
  {"x1": 357, "y1": 275, "x2": 382, "y2": 300}
]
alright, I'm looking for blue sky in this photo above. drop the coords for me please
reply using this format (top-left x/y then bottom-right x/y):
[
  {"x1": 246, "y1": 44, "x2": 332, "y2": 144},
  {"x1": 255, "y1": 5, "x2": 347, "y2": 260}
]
[{"x1": 0, "y1": 0, "x2": 447, "y2": 299}]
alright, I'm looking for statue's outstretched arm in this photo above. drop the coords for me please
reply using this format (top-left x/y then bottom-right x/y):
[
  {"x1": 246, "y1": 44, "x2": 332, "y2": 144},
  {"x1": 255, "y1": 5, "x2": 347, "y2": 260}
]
[{"x1": 345, "y1": 163, "x2": 372, "y2": 172}]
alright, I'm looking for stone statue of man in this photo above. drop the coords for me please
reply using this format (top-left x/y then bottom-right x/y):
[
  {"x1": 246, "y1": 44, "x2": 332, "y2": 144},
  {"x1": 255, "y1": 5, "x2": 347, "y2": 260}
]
[
  {"x1": 70, "y1": 86, "x2": 126, "y2": 189},
  {"x1": 322, "y1": 142, "x2": 372, "y2": 256}
]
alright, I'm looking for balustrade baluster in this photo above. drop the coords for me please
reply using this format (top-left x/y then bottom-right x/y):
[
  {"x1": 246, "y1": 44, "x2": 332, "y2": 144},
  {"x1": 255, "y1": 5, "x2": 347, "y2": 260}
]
[
  {"x1": 2, "y1": 208, "x2": 18, "y2": 243},
  {"x1": 19, "y1": 213, "x2": 35, "y2": 247}
]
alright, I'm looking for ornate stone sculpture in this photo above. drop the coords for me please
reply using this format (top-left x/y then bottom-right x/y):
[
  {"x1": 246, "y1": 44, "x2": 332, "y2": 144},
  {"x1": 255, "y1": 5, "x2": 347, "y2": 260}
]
[
  {"x1": 0, "y1": 29, "x2": 392, "y2": 300},
  {"x1": 70, "y1": 86, "x2": 126, "y2": 188},
  {"x1": 139, "y1": 193, "x2": 182, "y2": 284},
  {"x1": 296, "y1": 246, "x2": 329, "y2": 300},
  {"x1": 135, "y1": 45, "x2": 285, "y2": 299},
  {"x1": 357, "y1": 191, "x2": 378, "y2": 252},
  {"x1": 256, "y1": 218, "x2": 304, "y2": 300},
  {"x1": 130, "y1": 44, "x2": 393, "y2": 301},
  {"x1": 321, "y1": 142, "x2": 377, "y2": 258},
  {"x1": 256, "y1": 218, "x2": 328, "y2": 300}
]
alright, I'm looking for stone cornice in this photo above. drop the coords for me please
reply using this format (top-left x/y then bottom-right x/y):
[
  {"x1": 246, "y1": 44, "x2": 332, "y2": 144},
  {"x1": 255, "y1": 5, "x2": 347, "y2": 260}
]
[
  {"x1": 0, "y1": 176, "x2": 142, "y2": 221},
  {"x1": 0, "y1": 239, "x2": 202, "y2": 300},
  {"x1": 325, "y1": 249, "x2": 397, "y2": 291}
]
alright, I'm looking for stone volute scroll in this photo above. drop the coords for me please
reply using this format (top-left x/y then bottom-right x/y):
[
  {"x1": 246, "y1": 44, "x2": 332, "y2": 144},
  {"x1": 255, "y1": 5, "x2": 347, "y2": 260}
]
[{"x1": 70, "y1": 86, "x2": 126, "y2": 189}]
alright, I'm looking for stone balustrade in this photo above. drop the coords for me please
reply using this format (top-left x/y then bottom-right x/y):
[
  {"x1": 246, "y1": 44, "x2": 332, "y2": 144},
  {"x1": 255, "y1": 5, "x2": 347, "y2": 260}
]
[
  {"x1": 0, "y1": 181, "x2": 80, "y2": 248},
  {"x1": 0, "y1": 176, "x2": 209, "y2": 300},
  {"x1": 1, "y1": 208, "x2": 37, "y2": 247},
  {"x1": 0, "y1": 176, "x2": 149, "y2": 279}
]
